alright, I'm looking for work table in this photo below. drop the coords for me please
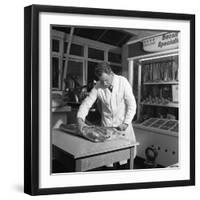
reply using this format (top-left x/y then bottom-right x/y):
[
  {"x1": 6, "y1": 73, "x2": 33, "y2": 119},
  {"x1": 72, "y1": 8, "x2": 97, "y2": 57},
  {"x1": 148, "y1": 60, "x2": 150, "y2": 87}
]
[{"x1": 52, "y1": 129, "x2": 139, "y2": 172}]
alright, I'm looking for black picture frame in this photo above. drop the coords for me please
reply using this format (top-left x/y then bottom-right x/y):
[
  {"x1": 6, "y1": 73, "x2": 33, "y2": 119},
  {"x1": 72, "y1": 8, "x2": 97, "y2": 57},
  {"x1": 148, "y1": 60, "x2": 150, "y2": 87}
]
[{"x1": 24, "y1": 4, "x2": 195, "y2": 196}]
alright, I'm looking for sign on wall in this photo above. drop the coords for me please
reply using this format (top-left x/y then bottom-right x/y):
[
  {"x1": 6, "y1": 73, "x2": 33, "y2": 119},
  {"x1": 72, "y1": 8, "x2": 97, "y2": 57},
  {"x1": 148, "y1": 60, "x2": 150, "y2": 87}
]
[{"x1": 143, "y1": 32, "x2": 179, "y2": 52}]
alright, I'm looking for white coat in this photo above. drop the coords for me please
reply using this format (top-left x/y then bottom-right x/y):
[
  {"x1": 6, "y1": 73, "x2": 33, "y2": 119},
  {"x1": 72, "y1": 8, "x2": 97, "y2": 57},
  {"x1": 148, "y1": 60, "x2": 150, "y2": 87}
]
[{"x1": 77, "y1": 74, "x2": 137, "y2": 142}]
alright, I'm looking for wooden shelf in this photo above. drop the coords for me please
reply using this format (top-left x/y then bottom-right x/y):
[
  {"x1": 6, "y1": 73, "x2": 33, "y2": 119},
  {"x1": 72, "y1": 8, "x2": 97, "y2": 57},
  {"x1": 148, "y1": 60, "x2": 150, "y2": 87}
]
[
  {"x1": 141, "y1": 102, "x2": 178, "y2": 108},
  {"x1": 143, "y1": 81, "x2": 178, "y2": 85}
]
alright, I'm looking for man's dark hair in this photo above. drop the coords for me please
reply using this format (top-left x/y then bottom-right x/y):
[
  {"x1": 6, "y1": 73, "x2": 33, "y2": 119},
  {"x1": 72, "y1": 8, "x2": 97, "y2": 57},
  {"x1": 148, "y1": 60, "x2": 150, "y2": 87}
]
[{"x1": 95, "y1": 62, "x2": 113, "y2": 78}]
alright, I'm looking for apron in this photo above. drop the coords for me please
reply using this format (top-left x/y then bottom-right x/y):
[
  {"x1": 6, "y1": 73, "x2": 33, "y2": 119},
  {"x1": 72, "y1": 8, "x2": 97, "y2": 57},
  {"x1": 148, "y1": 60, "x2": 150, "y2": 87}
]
[{"x1": 98, "y1": 75, "x2": 136, "y2": 143}]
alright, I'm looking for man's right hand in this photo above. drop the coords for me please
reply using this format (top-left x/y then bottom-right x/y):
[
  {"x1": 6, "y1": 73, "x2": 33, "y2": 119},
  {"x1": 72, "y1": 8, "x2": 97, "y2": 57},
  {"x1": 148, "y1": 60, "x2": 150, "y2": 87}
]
[{"x1": 77, "y1": 117, "x2": 87, "y2": 133}]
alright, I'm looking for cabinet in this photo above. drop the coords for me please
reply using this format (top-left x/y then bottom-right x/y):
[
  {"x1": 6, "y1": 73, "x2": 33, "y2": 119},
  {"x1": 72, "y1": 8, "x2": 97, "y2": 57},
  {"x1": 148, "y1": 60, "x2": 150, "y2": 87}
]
[
  {"x1": 129, "y1": 50, "x2": 179, "y2": 167},
  {"x1": 137, "y1": 53, "x2": 179, "y2": 122}
]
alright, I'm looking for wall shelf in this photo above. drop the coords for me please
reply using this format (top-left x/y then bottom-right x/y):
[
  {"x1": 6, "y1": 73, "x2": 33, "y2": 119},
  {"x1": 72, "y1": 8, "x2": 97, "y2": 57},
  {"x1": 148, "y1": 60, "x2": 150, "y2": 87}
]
[
  {"x1": 143, "y1": 81, "x2": 178, "y2": 85},
  {"x1": 141, "y1": 102, "x2": 178, "y2": 108}
]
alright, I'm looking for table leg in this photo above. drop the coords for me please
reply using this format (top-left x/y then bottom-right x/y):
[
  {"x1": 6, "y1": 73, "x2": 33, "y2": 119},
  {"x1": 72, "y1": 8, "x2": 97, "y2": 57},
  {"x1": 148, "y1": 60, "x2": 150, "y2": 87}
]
[
  {"x1": 75, "y1": 159, "x2": 82, "y2": 172},
  {"x1": 129, "y1": 146, "x2": 135, "y2": 169}
]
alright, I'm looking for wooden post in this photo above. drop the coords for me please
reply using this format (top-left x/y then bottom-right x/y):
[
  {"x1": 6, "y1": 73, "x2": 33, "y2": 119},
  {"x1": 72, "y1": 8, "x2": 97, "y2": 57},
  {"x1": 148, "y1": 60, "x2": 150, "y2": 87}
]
[
  {"x1": 137, "y1": 62, "x2": 142, "y2": 120},
  {"x1": 128, "y1": 59, "x2": 133, "y2": 86},
  {"x1": 62, "y1": 27, "x2": 74, "y2": 90},
  {"x1": 59, "y1": 37, "x2": 64, "y2": 90}
]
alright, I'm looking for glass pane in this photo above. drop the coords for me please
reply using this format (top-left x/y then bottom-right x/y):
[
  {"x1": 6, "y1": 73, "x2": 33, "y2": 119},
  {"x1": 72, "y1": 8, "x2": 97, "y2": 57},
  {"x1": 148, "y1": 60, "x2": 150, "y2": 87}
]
[
  {"x1": 142, "y1": 55, "x2": 178, "y2": 83},
  {"x1": 88, "y1": 48, "x2": 104, "y2": 60},
  {"x1": 52, "y1": 57, "x2": 59, "y2": 88},
  {"x1": 87, "y1": 61, "x2": 99, "y2": 85},
  {"x1": 108, "y1": 52, "x2": 121, "y2": 63},
  {"x1": 70, "y1": 43, "x2": 84, "y2": 56},
  {"x1": 110, "y1": 65, "x2": 122, "y2": 75},
  {"x1": 138, "y1": 55, "x2": 179, "y2": 121},
  {"x1": 52, "y1": 39, "x2": 60, "y2": 52},
  {"x1": 64, "y1": 43, "x2": 84, "y2": 57},
  {"x1": 65, "y1": 60, "x2": 83, "y2": 88}
]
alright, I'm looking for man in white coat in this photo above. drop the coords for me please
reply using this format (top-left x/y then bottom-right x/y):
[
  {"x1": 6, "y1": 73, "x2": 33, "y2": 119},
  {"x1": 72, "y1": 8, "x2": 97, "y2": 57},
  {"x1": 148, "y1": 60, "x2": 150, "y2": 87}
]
[{"x1": 77, "y1": 62, "x2": 137, "y2": 167}]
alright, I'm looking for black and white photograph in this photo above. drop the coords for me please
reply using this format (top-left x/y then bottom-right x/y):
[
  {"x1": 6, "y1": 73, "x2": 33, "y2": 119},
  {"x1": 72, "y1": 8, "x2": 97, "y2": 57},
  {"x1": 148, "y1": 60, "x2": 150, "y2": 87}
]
[
  {"x1": 51, "y1": 26, "x2": 179, "y2": 173},
  {"x1": 24, "y1": 5, "x2": 195, "y2": 195}
]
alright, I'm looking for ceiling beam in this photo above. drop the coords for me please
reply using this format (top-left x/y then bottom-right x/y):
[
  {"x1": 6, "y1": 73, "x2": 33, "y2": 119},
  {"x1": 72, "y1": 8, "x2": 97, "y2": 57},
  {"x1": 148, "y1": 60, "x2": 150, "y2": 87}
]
[
  {"x1": 116, "y1": 33, "x2": 129, "y2": 46},
  {"x1": 96, "y1": 30, "x2": 108, "y2": 41}
]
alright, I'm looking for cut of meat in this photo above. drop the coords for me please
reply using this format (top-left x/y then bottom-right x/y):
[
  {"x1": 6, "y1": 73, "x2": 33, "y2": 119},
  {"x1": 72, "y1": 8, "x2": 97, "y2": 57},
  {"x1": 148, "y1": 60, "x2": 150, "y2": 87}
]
[
  {"x1": 59, "y1": 123, "x2": 122, "y2": 143},
  {"x1": 82, "y1": 126, "x2": 112, "y2": 142}
]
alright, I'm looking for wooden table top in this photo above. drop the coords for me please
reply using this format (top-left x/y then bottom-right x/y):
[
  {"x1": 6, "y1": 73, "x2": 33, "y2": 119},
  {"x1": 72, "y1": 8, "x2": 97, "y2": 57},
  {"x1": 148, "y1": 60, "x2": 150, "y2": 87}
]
[{"x1": 52, "y1": 129, "x2": 139, "y2": 159}]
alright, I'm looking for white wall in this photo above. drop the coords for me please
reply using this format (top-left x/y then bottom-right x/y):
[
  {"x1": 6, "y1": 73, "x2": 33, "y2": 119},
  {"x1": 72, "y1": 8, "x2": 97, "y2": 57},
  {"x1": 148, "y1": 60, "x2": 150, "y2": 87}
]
[{"x1": 0, "y1": 0, "x2": 199, "y2": 199}]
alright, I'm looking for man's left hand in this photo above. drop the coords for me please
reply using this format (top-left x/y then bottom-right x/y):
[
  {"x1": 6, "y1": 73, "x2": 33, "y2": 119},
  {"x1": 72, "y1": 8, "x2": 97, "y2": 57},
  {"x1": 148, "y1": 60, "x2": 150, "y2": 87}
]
[{"x1": 117, "y1": 123, "x2": 128, "y2": 131}]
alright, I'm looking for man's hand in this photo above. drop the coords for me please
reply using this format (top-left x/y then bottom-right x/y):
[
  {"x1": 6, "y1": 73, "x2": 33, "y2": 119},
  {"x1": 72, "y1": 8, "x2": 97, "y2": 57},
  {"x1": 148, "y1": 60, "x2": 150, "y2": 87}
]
[
  {"x1": 117, "y1": 123, "x2": 128, "y2": 131},
  {"x1": 77, "y1": 117, "x2": 88, "y2": 133}
]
